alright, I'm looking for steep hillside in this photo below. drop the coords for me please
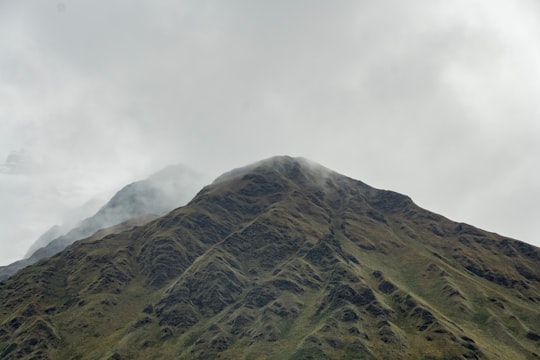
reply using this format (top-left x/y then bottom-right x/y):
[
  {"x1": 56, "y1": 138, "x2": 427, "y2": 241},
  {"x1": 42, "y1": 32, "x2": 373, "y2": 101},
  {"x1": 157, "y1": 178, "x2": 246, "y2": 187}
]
[
  {"x1": 0, "y1": 164, "x2": 203, "y2": 281},
  {"x1": 0, "y1": 156, "x2": 538, "y2": 359}
]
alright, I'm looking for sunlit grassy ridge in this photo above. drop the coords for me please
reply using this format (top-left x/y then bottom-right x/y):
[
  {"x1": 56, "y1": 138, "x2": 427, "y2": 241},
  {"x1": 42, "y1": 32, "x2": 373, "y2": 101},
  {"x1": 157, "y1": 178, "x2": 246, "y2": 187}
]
[{"x1": 0, "y1": 156, "x2": 538, "y2": 359}]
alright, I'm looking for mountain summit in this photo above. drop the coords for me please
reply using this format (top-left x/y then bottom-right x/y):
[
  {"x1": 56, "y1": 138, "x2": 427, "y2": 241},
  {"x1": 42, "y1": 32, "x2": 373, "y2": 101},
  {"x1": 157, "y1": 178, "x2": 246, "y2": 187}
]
[{"x1": 0, "y1": 156, "x2": 538, "y2": 359}]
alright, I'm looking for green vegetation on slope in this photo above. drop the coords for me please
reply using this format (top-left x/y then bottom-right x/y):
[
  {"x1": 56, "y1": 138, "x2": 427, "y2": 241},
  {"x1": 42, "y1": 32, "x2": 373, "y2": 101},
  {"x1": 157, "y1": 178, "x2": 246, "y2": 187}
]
[{"x1": 0, "y1": 156, "x2": 538, "y2": 359}]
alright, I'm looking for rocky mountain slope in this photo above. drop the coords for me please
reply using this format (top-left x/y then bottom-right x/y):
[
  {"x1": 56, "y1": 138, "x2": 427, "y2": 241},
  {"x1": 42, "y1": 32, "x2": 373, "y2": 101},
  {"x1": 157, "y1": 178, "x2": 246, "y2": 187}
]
[
  {"x1": 0, "y1": 156, "x2": 538, "y2": 359},
  {"x1": 0, "y1": 164, "x2": 203, "y2": 281}
]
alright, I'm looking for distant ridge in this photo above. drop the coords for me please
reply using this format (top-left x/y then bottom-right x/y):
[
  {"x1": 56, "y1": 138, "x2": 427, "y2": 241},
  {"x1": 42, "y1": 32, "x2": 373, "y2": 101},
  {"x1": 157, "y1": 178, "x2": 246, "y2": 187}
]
[{"x1": 0, "y1": 164, "x2": 204, "y2": 281}]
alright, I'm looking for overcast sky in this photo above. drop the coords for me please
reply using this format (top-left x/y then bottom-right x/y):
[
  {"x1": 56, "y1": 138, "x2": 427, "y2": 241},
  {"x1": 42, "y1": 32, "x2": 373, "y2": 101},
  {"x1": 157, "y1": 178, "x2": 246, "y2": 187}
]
[{"x1": 1, "y1": 0, "x2": 539, "y2": 265}]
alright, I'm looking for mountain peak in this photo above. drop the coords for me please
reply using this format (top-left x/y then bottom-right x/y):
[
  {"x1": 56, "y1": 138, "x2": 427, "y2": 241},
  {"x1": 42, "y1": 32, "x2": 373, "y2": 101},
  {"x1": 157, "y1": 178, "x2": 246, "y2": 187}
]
[
  {"x1": 213, "y1": 155, "x2": 346, "y2": 186},
  {"x1": 0, "y1": 157, "x2": 538, "y2": 360},
  {"x1": 208, "y1": 155, "x2": 409, "y2": 213}
]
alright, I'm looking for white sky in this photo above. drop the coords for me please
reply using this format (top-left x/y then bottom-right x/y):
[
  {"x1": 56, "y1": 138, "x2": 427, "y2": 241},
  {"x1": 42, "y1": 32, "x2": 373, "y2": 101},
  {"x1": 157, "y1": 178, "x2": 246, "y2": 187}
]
[{"x1": 0, "y1": 0, "x2": 539, "y2": 265}]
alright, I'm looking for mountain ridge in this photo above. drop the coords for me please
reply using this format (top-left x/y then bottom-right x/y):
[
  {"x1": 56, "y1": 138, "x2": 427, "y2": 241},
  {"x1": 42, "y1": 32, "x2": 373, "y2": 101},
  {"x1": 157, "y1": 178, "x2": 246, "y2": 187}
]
[
  {"x1": 0, "y1": 156, "x2": 538, "y2": 359},
  {"x1": 0, "y1": 164, "x2": 204, "y2": 281}
]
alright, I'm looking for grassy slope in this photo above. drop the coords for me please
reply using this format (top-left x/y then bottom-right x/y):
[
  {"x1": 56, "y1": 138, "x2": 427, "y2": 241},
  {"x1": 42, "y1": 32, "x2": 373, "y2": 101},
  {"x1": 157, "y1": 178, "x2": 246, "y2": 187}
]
[{"x1": 0, "y1": 157, "x2": 538, "y2": 359}]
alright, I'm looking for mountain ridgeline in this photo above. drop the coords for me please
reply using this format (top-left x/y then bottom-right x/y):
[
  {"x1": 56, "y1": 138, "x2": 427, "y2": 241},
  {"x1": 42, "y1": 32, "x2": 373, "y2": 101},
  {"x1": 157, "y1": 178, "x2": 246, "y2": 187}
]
[
  {"x1": 0, "y1": 164, "x2": 203, "y2": 281},
  {"x1": 0, "y1": 156, "x2": 538, "y2": 359}
]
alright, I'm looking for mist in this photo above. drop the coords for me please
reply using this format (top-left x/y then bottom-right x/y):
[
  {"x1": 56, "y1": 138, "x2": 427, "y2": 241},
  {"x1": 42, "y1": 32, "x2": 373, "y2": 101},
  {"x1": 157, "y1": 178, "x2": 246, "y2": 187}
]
[{"x1": 1, "y1": 0, "x2": 539, "y2": 264}]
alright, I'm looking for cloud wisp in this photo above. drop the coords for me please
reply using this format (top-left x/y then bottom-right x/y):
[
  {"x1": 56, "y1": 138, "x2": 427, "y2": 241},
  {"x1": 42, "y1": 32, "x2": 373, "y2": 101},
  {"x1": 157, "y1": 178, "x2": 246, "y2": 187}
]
[{"x1": 0, "y1": 0, "x2": 539, "y2": 264}]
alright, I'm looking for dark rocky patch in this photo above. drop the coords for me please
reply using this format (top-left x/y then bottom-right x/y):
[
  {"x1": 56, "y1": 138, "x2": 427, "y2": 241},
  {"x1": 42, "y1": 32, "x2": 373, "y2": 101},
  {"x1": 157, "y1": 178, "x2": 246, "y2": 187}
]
[
  {"x1": 324, "y1": 337, "x2": 342, "y2": 349},
  {"x1": 429, "y1": 223, "x2": 445, "y2": 237},
  {"x1": 340, "y1": 308, "x2": 359, "y2": 322},
  {"x1": 513, "y1": 241, "x2": 540, "y2": 261},
  {"x1": 0, "y1": 343, "x2": 17, "y2": 358},
  {"x1": 378, "y1": 323, "x2": 399, "y2": 344},
  {"x1": 378, "y1": 280, "x2": 396, "y2": 294},
  {"x1": 238, "y1": 174, "x2": 285, "y2": 197},
  {"x1": 367, "y1": 210, "x2": 387, "y2": 224},
  {"x1": 304, "y1": 242, "x2": 339, "y2": 268},
  {"x1": 322, "y1": 284, "x2": 375, "y2": 310},
  {"x1": 157, "y1": 306, "x2": 198, "y2": 331},
  {"x1": 454, "y1": 255, "x2": 523, "y2": 288},
  {"x1": 138, "y1": 237, "x2": 201, "y2": 287},
  {"x1": 209, "y1": 333, "x2": 231, "y2": 352},
  {"x1": 410, "y1": 307, "x2": 435, "y2": 331},
  {"x1": 343, "y1": 230, "x2": 377, "y2": 251},
  {"x1": 22, "y1": 304, "x2": 37, "y2": 317},
  {"x1": 366, "y1": 302, "x2": 389, "y2": 317},
  {"x1": 229, "y1": 314, "x2": 253, "y2": 335},
  {"x1": 160, "y1": 327, "x2": 173, "y2": 340},
  {"x1": 455, "y1": 223, "x2": 485, "y2": 237},
  {"x1": 130, "y1": 316, "x2": 153, "y2": 330},
  {"x1": 369, "y1": 190, "x2": 412, "y2": 213},
  {"x1": 245, "y1": 286, "x2": 277, "y2": 308},
  {"x1": 515, "y1": 264, "x2": 540, "y2": 282}
]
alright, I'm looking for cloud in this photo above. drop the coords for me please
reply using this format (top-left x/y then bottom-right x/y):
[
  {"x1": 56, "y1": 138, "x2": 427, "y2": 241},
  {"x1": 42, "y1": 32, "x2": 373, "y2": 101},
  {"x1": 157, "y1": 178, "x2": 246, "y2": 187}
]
[
  {"x1": 0, "y1": 149, "x2": 32, "y2": 174},
  {"x1": 0, "y1": 0, "x2": 539, "y2": 264}
]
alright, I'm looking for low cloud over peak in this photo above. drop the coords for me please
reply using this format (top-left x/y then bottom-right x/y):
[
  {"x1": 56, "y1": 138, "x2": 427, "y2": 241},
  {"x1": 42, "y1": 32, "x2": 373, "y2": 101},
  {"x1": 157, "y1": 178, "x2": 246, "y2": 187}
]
[{"x1": 0, "y1": 1, "x2": 539, "y2": 264}]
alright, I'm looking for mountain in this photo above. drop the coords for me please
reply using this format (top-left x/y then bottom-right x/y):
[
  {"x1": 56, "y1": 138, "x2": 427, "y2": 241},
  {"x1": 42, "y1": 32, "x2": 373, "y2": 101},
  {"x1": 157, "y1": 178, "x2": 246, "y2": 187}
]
[
  {"x1": 23, "y1": 225, "x2": 65, "y2": 259},
  {"x1": 0, "y1": 156, "x2": 538, "y2": 359},
  {"x1": 24, "y1": 197, "x2": 105, "y2": 258},
  {"x1": 0, "y1": 164, "x2": 204, "y2": 281}
]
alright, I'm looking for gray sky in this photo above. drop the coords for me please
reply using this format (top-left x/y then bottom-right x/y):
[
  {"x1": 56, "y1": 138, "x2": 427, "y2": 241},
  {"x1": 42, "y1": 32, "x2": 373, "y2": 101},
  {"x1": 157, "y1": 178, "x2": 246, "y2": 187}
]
[{"x1": 1, "y1": 0, "x2": 539, "y2": 265}]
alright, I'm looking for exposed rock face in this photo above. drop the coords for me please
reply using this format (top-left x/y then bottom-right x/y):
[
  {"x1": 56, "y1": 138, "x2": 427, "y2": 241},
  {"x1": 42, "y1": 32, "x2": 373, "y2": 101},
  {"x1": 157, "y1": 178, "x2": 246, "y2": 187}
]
[{"x1": 0, "y1": 156, "x2": 538, "y2": 359}]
